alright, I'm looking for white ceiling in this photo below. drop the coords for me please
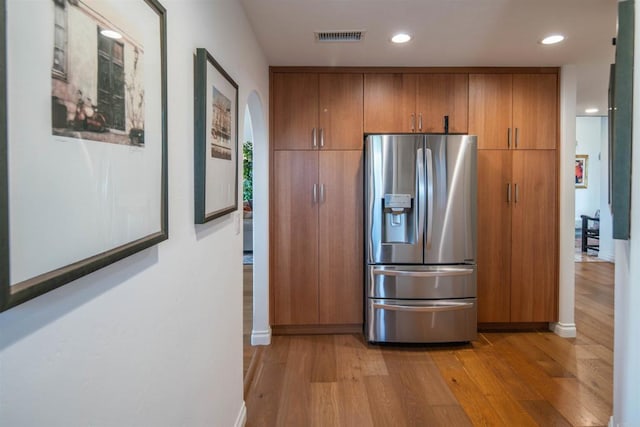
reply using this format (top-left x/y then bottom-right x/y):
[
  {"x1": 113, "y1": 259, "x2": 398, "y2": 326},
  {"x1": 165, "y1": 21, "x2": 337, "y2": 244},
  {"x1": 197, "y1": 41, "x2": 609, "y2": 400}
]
[{"x1": 240, "y1": 0, "x2": 618, "y2": 116}]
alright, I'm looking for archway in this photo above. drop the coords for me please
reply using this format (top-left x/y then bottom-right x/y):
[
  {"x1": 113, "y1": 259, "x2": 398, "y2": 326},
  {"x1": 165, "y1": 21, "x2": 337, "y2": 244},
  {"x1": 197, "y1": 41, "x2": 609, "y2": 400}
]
[{"x1": 243, "y1": 91, "x2": 270, "y2": 346}]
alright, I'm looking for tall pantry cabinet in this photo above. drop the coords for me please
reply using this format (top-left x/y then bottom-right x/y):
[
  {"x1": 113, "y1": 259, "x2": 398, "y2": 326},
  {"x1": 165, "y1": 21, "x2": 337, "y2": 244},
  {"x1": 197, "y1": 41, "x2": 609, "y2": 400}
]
[
  {"x1": 270, "y1": 72, "x2": 363, "y2": 329},
  {"x1": 470, "y1": 73, "x2": 559, "y2": 323}
]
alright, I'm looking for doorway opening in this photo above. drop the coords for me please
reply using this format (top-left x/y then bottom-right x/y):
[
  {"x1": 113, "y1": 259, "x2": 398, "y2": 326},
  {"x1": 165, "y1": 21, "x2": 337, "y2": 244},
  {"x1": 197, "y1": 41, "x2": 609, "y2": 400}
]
[
  {"x1": 574, "y1": 116, "x2": 613, "y2": 263},
  {"x1": 242, "y1": 105, "x2": 254, "y2": 378}
]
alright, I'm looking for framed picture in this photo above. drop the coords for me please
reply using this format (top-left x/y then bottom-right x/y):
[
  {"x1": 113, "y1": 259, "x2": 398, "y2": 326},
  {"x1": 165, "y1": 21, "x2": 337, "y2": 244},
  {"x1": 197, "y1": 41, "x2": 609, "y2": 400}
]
[
  {"x1": 576, "y1": 154, "x2": 588, "y2": 189},
  {"x1": 194, "y1": 48, "x2": 239, "y2": 223},
  {"x1": 0, "y1": 0, "x2": 168, "y2": 311}
]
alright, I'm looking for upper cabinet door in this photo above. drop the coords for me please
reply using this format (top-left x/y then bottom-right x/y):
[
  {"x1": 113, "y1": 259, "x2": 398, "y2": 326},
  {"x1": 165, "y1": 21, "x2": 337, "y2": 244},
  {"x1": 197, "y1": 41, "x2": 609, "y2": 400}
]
[
  {"x1": 318, "y1": 74, "x2": 364, "y2": 150},
  {"x1": 416, "y1": 74, "x2": 469, "y2": 133},
  {"x1": 273, "y1": 73, "x2": 319, "y2": 150},
  {"x1": 512, "y1": 74, "x2": 558, "y2": 149},
  {"x1": 364, "y1": 73, "x2": 416, "y2": 133},
  {"x1": 469, "y1": 74, "x2": 513, "y2": 149}
]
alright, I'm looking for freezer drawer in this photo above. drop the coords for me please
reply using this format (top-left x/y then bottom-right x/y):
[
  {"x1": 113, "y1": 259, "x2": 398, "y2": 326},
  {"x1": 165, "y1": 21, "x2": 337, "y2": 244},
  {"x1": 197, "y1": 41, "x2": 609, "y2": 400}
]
[
  {"x1": 366, "y1": 298, "x2": 477, "y2": 343},
  {"x1": 367, "y1": 265, "x2": 476, "y2": 299}
]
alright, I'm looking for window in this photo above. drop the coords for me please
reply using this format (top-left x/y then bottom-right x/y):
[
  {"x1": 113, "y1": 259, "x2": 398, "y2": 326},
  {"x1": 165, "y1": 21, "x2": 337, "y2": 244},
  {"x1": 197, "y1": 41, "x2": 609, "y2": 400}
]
[
  {"x1": 52, "y1": 0, "x2": 67, "y2": 79},
  {"x1": 97, "y1": 29, "x2": 125, "y2": 131}
]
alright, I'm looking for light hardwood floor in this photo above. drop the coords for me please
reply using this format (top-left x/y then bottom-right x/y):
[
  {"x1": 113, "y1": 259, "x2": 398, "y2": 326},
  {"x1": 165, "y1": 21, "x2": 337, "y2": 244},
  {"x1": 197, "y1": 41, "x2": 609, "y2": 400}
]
[
  {"x1": 244, "y1": 265, "x2": 254, "y2": 378},
  {"x1": 245, "y1": 262, "x2": 613, "y2": 426}
]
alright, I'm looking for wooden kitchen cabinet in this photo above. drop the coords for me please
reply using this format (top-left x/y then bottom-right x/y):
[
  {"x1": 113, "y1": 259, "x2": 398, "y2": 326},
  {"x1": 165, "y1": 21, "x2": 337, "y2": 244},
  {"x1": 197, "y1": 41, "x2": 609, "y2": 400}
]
[
  {"x1": 318, "y1": 151, "x2": 363, "y2": 324},
  {"x1": 272, "y1": 72, "x2": 363, "y2": 150},
  {"x1": 477, "y1": 150, "x2": 512, "y2": 323},
  {"x1": 272, "y1": 150, "x2": 363, "y2": 327},
  {"x1": 477, "y1": 149, "x2": 557, "y2": 323},
  {"x1": 510, "y1": 150, "x2": 558, "y2": 321},
  {"x1": 469, "y1": 73, "x2": 557, "y2": 149},
  {"x1": 364, "y1": 73, "x2": 468, "y2": 133},
  {"x1": 272, "y1": 151, "x2": 319, "y2": 325},
  {"x1": 416, "y1": 74, "x2": 469, "y2": 133}
]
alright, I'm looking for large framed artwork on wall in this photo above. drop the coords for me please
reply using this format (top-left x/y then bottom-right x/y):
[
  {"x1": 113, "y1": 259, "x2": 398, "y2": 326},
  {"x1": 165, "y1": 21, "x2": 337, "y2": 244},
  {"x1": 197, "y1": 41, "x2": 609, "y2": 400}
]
[
  {"x1": 193, "y1": 47, "x2": 239, "y2": 223},
  {"x1": 0, "y1": 0, "x2": 168, "y2": 311}
]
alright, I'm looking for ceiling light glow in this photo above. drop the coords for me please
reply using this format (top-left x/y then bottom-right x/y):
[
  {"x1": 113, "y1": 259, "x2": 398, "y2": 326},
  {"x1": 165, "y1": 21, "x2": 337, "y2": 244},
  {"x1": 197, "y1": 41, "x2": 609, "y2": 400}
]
[
  {"x1": 101, "y1": 29, "x2": 122, "y2": 39},
  {"x1": 585, "y1": 108, "x2": 599, "y2": 114},
  {"x1": 540, "y1": 34, "x2": 565, "y2": 45},
  {"x1": 391, "y1": 33, "x2": 411, "y2": 44}
]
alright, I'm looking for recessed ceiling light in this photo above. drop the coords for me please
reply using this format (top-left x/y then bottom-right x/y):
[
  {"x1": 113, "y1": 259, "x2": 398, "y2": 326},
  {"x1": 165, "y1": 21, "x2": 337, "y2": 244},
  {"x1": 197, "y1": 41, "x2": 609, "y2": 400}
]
[
  {"x1": 540, "y1": 34, "x2": 565, "y2": 45},
  {"x1": 391, "y1": 33, "x2": 411, "y2": 44},
  {"x1": 101, "y1": 29, "x2": 122, "y2": 39},
  {"x1": 585, "y1": 108, "x2": 599, "y2": 114}
]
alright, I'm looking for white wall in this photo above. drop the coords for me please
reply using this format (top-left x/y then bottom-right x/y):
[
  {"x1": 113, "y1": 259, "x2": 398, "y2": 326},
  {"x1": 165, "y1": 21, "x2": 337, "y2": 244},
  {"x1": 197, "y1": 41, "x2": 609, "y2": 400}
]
[
  {"x1": 598, "y1": 116, "x2": 615, "y2": 261},
  {"x1": 0, "y1": 1, "x2": 269, "y2": 426},
  {"x1": 613, "y1": 1, "x2": 640, "y2": 425},
  {"x1": 554, "y1": 64, "x2": 577, "y2": 338}
]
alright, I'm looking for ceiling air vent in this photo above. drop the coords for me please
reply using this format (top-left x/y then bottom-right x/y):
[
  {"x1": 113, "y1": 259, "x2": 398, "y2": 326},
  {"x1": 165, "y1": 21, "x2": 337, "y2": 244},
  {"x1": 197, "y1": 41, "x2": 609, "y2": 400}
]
[{"x1": 315, "y1": 31, "x2": 365, "y2": 43}]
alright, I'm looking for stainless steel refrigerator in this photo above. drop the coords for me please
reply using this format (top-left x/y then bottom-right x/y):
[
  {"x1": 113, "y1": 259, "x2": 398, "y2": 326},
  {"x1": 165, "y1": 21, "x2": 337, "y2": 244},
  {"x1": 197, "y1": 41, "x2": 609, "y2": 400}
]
[{"x1": 365, "y1": 134, "x2": 477, "y2": 343}]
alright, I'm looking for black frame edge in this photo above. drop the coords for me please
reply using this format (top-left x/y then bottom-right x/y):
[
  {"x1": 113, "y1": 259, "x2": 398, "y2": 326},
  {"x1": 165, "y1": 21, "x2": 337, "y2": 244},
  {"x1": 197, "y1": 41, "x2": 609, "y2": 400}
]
[
  {"x1": 0, "y1": 0, "x2": 9, "y2": 311},
  {"x1": 193, "y1": 48, "x2": 239, "y2": 224}
]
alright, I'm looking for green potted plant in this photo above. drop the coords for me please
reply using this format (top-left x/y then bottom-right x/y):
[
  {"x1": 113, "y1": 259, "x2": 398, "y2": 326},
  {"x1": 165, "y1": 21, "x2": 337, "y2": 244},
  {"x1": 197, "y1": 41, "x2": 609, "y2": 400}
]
[{"x1": 243, "y1": 141, "x2": 253, "y2": 217}]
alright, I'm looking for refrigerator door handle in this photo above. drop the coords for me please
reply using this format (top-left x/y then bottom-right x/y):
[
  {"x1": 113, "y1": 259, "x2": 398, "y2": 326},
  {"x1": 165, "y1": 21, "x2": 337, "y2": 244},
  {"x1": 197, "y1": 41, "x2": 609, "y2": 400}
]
[
  {"x1": 416, "y1": 147, "x2": 425, "y2": 245},
  {"x1": 373, "y1": 301, "x2": 475, "y2": 312},
  {"x1": 372, "y1": 267, "x2": 474, "y2": 278},
  {"x1": 425, "y1": 148, "x2": 434, "y2": 249}
]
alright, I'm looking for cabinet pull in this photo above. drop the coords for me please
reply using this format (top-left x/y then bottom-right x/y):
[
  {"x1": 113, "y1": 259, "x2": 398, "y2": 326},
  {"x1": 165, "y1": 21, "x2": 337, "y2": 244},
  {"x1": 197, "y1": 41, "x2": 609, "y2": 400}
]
[
  {"x1": 320, "y1": 128, "x2": 324, "y2": 148},
  {"x1": 507, "y1": 128, "x2": 512, "y2": 149},
  {"x1": 320, "y1": 184, "x2": 325, "y2": 203},
  {"x1": 515, "y1": 127, "x2": 519, "y2": 148},
  {"x1": 411, "y1": 113, "x2": 416, "y2": 132},
  {"x1": 313, "y1": 184, "x2": 317, "y2": 203},
  {"x1": 312, "y1": 128, "x2": 317, "y2": 148},
  {"x1": 507, "y1": 183, "x2": 511, "y2": 203},
  {"x1": 515, "y1": 183, "x2": 519, "y2": 203},
  {"x1": 418, "y1": 113, "x2": 423, "y2": 131}
]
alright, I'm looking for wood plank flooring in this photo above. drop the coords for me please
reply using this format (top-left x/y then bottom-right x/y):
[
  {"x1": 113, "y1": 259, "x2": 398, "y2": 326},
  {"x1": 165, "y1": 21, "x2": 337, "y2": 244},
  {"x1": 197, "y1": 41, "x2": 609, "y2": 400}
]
[
  {"x1": 244, "y1": 264, "x2": 254, "y2": 378},
  {"x1": 245, "y1": 262, "x2": 614, "y2": 426}
]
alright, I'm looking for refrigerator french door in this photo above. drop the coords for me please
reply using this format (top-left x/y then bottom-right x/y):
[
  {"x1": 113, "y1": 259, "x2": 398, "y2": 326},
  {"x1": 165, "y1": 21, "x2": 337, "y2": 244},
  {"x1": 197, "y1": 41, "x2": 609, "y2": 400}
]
[{"x1": 365, "y1": 134, "x2": 477, "y2": 343}]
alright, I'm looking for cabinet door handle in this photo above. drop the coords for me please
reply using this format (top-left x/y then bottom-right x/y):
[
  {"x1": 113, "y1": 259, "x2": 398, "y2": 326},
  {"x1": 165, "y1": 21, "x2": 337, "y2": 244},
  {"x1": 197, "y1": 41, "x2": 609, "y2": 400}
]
[
  {"x1": 418, "y1": 113, "x2": 423, "y2": 131},
  {"x1": 319, "y1": 128, "x2": 324, "y2": 148},
  {"x1": 313, "y1": 184, "x2": 317, "y2": 203},
  {"x1": 515, "y1": 127, "x2": 519, "y2": 148},
  {"x1": 312, "y1": 128, "x2": 317, "y2": 148},
  {"x1": 507, "y1": 128, "x2": 512, "y2": 149},
  {"x1": 320, "y1": 184, "x2": 325, "y2": 202},
  {"x1": 411, "y1": 113, "x2": 416, "y2": 132},
  {"x1": 507, "y1": 183, "x2": 511, "y2": 203},
  {"x1": 515, "y1": 183, "x2": 519, "y2": 203}
]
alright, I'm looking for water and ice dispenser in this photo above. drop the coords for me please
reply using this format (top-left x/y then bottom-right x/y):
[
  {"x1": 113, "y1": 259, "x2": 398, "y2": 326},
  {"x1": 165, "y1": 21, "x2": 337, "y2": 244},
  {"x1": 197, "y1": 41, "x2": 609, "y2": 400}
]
[{"x1": 382, "y1": 193, "x2": 415, "y2": 244}]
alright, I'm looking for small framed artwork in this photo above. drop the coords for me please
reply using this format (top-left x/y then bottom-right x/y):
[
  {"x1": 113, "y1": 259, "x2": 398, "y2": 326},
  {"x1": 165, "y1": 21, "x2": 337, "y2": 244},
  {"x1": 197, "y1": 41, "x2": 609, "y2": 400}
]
[
  {"x1": 0, "y1": 0, "x2": 168, "y2": 311},
  {"x1": 575, "y1": 154, "x2": 588, "y2": 189},
  {"x1": 194, "y1": 48, "x2": 239, "y2": 223}
]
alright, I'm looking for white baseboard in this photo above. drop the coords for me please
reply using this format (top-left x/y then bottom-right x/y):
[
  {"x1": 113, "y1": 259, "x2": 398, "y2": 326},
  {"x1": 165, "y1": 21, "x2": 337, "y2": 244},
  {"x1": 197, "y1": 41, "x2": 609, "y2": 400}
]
[
  {"x1": 251, "y1": 327, "x2": 272, "y2": 345},
  {"x1": 235, "y1": 401, "x2": 247, "y2": 427},
  {"x1": 598, "y1": 251, "x2": 615, "y2": 262},
  {"x1": 550, "y1": 322, "x2": 577, "y2": 338},
  {"x1": 608, "y1": 415, "x2": 614, "y2": 427}
]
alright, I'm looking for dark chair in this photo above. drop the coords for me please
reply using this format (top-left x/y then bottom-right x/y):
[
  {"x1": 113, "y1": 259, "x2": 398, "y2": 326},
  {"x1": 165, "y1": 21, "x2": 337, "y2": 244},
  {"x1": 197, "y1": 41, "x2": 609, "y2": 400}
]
[{"x1": 581, "y1": 210, "x2": 600, "y2": 253}]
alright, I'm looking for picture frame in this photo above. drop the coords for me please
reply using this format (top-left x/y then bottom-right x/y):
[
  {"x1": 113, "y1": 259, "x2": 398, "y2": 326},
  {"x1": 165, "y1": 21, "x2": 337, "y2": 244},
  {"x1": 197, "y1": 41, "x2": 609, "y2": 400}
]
[
  {"x1": 575, "y1": 154, "x2": 588, "y2": 189},
  {"x1": 194, "y1": 48, "x2": 239, "y2": 223},
  {"x1": 0, "y1": 0, "x2": 168, "y2": 312}
]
